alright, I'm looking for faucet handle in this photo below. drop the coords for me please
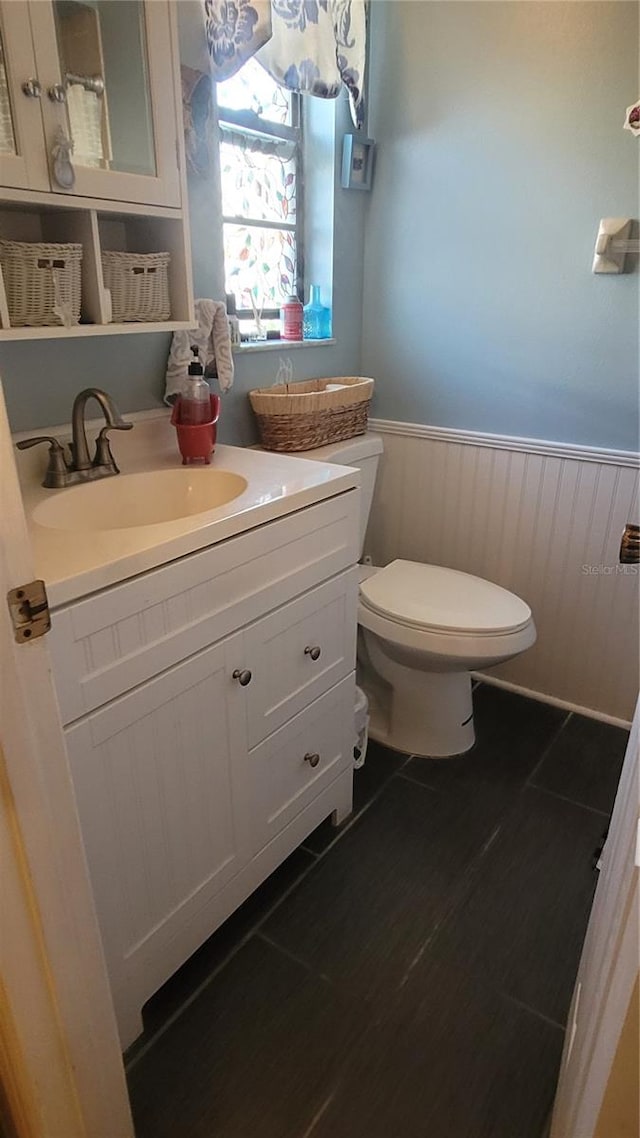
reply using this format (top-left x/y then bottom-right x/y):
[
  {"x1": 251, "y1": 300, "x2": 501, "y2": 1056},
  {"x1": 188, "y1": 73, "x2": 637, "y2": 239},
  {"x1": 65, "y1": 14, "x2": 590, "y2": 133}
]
[
  {"x1": 16, "y1": 434, "x2": 62, "y2": 451},
  {"x1": 16, "y1": 436, "x2": 70, "y2": 488},
  {"x1": 93, "y1": 422, "x2": 133, "y2": 472}
]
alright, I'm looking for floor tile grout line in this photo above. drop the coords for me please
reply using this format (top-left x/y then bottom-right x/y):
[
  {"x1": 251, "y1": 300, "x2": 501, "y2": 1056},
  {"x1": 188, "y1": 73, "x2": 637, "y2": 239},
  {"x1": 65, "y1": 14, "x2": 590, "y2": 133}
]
[
  {"x1": 398, "y1": 818, "x2": 509, "y2": 978},
  {"x1": 404, "y1": 749, "x2": 608, "y2": 1019},
  {"x1": 126, "y1": 756, "x2": 415, "y2": 1070},
  {"x1": 395, "y1": 769, "x2": 441, "y2": 793},
  {"x1": 395, "y1": 805, "x2": 517, "y2": 997},
  {"x1": 257, "y1": 930, "x2": 325, "y2": 978},
  {"x1": 388, "y1": 732, "x2": 573, "y2": 976},
  {"x1": 502, "y1": 990, "x2": 567, "y2": 1033},
  {"x1": 524, "y1": 712, "x2": 573, "y2": 789},
  {"x1": 526, "y1": 780, "x2": 612, "y2": 820}
]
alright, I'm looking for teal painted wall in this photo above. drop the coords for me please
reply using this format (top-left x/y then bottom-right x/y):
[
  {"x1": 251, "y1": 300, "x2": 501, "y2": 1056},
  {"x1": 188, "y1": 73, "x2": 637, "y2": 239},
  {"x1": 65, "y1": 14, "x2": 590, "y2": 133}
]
[
  {"x1": 3, "y1": 2, "x2": 638, "y2": 453},
  {"x1": 362, "y1": 1, "x2": 639, "y2": 451}
]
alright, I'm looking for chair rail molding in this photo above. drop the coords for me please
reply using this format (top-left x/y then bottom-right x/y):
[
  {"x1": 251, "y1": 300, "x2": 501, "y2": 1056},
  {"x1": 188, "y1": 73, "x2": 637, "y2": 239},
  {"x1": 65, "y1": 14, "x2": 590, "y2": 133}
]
[{"x1": 369, "y1": 419, "x2": 640, "y2": 470}]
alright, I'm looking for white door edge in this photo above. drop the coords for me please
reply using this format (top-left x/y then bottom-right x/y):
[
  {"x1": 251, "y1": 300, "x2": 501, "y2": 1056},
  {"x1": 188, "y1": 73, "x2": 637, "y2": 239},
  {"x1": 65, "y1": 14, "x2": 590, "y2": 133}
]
[
  {"x1": 0, "y1": 378, "x2": 134, "y2": 1137},
  {"x1": 550, "y1": 695, "x2": 639, "y2": 1138}
]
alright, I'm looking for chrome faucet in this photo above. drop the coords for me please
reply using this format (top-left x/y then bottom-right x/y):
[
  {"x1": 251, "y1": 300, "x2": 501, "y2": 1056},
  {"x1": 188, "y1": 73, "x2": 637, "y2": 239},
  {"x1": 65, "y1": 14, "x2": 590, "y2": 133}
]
[{"x1": 17, "y1": 388, "x2": 133, "y2": 488}]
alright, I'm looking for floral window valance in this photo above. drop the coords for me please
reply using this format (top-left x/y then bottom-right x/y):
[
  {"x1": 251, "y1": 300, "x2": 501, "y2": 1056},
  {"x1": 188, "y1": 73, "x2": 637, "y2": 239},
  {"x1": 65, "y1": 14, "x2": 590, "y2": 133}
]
[{"x1": 203, "y1": 0, "x2": 366, "y2": 127}]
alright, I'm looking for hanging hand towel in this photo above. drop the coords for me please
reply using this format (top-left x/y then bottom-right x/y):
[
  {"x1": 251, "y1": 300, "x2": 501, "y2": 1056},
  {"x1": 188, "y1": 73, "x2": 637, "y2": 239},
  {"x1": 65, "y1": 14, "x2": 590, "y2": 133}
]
[{"x1": 164, "y1": 298, "x2": 234, "y2": 403}]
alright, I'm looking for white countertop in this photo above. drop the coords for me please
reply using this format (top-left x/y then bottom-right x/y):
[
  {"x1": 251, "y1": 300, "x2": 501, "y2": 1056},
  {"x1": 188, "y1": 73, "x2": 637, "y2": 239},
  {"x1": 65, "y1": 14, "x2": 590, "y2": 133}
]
[{"x1": 14, "y1": 410, "x2": 359, "y2": 608}]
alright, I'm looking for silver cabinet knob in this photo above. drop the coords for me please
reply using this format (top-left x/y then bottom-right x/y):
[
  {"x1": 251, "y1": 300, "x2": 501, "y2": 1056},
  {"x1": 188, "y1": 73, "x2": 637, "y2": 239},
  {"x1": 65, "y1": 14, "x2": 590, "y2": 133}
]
[
  {"x1": 48, "y1": 84, "x2": 67, "y2": 103},
  {"x1": 22, "y1": 78, "x2": 42, "y2": 98},
  {"x1": 304, "y1": 645, "x2": 321, "y2": 661},
  {"x1": 304, "y1": 752, "x2": 320, "y2": 768},
  {"x1": 232, "y1": 668, "x2": 252, "y2": 686}
]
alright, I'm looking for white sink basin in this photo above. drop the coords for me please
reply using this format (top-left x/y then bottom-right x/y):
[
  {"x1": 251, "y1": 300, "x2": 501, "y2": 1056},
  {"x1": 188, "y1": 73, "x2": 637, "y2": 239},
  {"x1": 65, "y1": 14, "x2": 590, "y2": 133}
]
[{"x1": 32, "y1": 468, "x2": 248, "y2": 531}]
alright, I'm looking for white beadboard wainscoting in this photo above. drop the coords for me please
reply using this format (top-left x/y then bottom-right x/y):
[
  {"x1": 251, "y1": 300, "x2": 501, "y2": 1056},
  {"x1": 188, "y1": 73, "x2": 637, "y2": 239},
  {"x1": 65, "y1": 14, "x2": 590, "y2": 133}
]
[{"x1": 366, "y1": 420, "x2": 640, "y2": 724}]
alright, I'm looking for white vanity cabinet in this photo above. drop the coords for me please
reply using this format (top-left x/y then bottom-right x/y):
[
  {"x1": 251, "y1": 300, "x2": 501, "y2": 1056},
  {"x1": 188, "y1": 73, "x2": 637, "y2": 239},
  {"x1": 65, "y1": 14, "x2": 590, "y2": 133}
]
[
  {"x1": 0, "y1": 0, "x2": 180, "y2": 207},
  {"x1": 49, "y1": 490, "x2": 359, "y2": 1048}
]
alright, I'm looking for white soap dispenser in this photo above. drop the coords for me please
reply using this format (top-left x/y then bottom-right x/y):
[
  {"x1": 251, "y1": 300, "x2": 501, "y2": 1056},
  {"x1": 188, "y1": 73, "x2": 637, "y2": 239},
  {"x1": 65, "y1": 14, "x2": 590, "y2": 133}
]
[{"x1": 181, "y1": 346, "x2": 211, "y2": 425}]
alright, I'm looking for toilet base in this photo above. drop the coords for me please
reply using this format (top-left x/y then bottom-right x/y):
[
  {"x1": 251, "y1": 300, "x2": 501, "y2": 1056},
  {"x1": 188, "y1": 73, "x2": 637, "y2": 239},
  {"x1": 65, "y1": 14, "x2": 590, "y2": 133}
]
[{"x1": 365, "y1": 669, "x2": 475, "y2": 758}]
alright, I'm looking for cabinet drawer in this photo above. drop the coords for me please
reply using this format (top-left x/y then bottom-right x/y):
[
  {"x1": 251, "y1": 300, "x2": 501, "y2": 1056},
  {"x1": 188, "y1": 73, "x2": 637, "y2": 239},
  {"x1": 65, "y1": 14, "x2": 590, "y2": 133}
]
[
  {"x1": 246, "y1": 568, "x2": 358, "y2": 747},
  {"x1": 50, "y1": 490, "x2": 359, "y2": 724},
  {"x1": 248, "y1": 674, "x2": 355, "y2": 852}
]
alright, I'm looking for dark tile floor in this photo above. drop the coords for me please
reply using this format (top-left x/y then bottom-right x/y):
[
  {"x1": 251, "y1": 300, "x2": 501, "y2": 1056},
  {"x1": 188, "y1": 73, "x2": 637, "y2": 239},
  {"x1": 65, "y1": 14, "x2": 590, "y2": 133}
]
[{"x1": 126, "y1": 683, "x2": 629, "y2": 1138}]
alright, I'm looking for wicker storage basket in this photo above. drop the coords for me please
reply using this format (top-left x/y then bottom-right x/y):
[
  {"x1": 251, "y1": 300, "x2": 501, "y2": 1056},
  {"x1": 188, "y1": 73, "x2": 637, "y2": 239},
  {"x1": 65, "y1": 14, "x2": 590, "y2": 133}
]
[
  {"x1": 102, "y1": 250, "x2": 170, "y2": 322},
  {"x1": 0, "y1": 239, "x2": 82, "y2": 327},
  {"x1": 249, "y1": 376, "x2": 374, "y2": 452}
]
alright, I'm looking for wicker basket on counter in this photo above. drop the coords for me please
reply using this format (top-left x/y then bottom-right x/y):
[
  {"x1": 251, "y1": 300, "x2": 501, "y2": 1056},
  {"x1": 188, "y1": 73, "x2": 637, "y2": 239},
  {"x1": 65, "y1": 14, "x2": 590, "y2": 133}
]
[
  {"x1": 101, "y1": 250, "x2": 170, "y2": 322},
  {"x1": 0, "y1": 238, "x2": 82, "y2": 327},
  {"x1": 249, "y1": 376, "x2": 374, "y2": 452}
]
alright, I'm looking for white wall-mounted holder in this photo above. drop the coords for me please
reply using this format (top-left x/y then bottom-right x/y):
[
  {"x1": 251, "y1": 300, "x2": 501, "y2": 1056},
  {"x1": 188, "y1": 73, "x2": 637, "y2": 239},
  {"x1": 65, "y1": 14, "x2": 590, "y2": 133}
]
[{"x1": 592, "y1": 218, "x2": 639, "y2": 274}]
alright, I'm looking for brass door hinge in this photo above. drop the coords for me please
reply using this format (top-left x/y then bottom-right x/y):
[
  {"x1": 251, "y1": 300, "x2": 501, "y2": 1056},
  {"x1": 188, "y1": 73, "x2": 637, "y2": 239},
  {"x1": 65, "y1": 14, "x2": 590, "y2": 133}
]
[{"x1": 7, "y1": 580, "x2": 51, "y2": 643}]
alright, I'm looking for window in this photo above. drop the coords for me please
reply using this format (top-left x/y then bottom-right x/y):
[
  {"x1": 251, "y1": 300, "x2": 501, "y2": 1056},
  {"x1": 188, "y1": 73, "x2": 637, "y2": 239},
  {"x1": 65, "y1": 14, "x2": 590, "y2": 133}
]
[{"x1": 217, "y1": 59, "x2": 303, "y2": 339}]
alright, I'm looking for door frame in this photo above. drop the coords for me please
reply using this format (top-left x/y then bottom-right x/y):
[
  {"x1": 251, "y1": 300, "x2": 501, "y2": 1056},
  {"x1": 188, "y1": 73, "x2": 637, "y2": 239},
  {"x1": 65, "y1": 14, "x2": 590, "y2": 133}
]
[
  {"x1": 550, "y1": 696, "x2": 639, "y2": 1138},
  {"x1": 0, "y1": 379, "x2": 134, "y2": 1138}
]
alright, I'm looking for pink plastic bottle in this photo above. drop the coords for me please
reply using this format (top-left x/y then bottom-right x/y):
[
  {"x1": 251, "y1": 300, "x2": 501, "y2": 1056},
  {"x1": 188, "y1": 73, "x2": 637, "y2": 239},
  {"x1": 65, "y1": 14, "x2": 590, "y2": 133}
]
[{"x1": 281, "y1": 295, "x2": 303, "y2": 341}]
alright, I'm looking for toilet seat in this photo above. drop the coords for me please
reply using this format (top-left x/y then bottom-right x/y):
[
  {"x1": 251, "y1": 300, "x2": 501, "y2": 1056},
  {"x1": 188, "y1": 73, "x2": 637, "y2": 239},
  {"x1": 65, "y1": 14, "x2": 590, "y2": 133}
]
[{"x1": 359, "y1": 559, "x2": 532, "y2": 636}]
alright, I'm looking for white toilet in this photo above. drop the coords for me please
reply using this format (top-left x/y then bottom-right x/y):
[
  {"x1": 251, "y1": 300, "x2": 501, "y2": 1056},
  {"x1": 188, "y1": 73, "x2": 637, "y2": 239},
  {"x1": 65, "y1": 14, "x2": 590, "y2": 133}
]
[{"x1": 290, "y1": 432, "x2": 536, "y2": 758}]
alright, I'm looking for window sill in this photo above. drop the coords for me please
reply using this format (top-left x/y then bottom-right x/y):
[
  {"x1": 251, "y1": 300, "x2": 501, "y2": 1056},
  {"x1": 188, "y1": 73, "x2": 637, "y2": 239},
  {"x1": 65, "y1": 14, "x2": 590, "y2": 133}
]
[{"x1": 233, "y1": 338, "x2": 336, "y2": 354}]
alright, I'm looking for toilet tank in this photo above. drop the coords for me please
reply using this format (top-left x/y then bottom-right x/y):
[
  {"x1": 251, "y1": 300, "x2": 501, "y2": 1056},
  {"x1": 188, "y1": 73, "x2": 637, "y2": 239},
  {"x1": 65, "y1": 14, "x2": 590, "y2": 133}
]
[{"x1": 289, "y1": 432, "x2": 383, "y2": 558}]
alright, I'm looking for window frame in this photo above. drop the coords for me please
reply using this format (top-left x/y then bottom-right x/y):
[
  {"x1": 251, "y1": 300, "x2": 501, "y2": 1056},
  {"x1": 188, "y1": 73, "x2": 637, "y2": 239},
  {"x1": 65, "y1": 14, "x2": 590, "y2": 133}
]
[{"x1": 217, "y1": 87, "x2": 304, "y2": 324}]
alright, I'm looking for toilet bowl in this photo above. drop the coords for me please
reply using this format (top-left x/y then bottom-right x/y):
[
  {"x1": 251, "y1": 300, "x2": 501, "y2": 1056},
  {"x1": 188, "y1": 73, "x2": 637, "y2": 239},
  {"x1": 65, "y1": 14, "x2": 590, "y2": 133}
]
[
  {"x1": 271, "y1": 432, "x2": 536, "y2": 758},
  {"x1": 358, "y1": 560, "x2": 536, "y2": 757}
]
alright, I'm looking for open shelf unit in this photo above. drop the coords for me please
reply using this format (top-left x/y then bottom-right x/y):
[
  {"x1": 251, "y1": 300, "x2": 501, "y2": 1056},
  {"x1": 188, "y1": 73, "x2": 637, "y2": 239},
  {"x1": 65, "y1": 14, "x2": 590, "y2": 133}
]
[{"x1": 0, "y1": 194, "x2": 195, "y2": 339}]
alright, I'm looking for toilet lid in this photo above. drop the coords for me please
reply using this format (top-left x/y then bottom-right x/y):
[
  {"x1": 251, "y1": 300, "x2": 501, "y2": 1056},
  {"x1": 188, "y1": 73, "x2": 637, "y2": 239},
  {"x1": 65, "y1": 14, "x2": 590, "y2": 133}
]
[{"x1": 359, "y1": 560, "x2": 532, "y2": 634}]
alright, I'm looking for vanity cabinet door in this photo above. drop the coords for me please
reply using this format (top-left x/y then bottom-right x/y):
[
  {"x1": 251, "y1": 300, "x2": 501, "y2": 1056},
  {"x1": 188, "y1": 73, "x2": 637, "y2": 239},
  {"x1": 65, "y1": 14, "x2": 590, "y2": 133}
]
[
  {"x1": 0, "y1": 2, "x2": 50, "y2": 190},
  {"x1": 245, "y1": 568, "x2": 359, "y2": 747},
  {"x1": 26, "y1": 0, "x2": 181, "y2": 206},
  {"x1": 64, "y1": 633, "x2": 251, "y2": 1026}
]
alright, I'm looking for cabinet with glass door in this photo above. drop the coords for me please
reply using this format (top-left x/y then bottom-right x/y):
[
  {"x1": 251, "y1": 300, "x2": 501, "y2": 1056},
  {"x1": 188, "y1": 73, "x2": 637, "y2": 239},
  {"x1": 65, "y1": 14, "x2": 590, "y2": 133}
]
[{"x1": 0, "y1": 0, "x2": 181, "y2": 208}]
